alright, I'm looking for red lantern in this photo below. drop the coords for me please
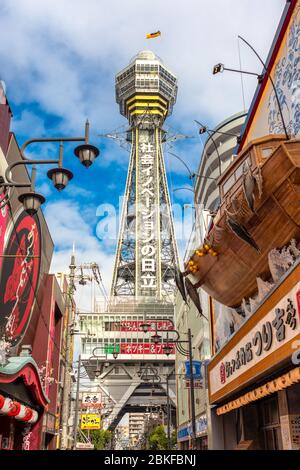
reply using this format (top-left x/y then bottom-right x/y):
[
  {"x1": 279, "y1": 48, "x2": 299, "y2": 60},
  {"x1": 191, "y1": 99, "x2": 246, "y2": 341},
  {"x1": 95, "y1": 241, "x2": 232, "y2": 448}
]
[
  {"x1": 14, "y1": 404, "x2": 28, "y2": 420},
  {"x1": 0, "y1": 397, "x2": 12, "y2": 414},
  {"x1": 0, "y1": 394, "x2": 5, "y2": 410},
  {"x1": 7, "y1": 401, "x2": 21, "y2": 417},
  {"x1": 28, "y1": 410, "x2": 38, "y2": 424},
  {"x1": 19, "y1": 408, "x2": 34, "y2": 422}
]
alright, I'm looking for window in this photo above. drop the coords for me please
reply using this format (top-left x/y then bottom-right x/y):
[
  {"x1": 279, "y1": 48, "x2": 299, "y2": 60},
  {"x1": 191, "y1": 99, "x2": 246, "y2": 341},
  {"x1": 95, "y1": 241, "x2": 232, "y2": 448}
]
[
  {"x1": 262, "y1": 147, "x2": 273, "y2": 158},
  {"x1": 235, "y1": 164, "x2": 243, "y2": 180},
  {"x1": 222, "y1": 156, "x2": 251, "y2": 195}
]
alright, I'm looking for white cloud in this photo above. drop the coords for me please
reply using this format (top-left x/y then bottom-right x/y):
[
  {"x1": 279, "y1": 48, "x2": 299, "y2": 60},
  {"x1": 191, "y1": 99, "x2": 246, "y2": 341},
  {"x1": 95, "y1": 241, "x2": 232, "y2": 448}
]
[
  {"x1": 11, "y1": 109, "x2": 46, "y2": 136},
  {"x1": 44, "y1": 199, "x2": 115, "y2": 305},
  {"x1": 0, "y1": 0, "x2": 286, "y2": 138},
  {"x1": 35, "y1": 181, "x2": 52, "y2": 197},
  {"x1": 0, "y1": 0, "x2": 288, "y2": 302}
]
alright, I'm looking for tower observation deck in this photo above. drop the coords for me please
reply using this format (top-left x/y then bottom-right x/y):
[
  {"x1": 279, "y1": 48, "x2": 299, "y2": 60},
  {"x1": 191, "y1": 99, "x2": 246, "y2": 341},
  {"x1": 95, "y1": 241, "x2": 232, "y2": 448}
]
[{"x1": 111, "y1": 50, "x2": 179, "y2": 300}]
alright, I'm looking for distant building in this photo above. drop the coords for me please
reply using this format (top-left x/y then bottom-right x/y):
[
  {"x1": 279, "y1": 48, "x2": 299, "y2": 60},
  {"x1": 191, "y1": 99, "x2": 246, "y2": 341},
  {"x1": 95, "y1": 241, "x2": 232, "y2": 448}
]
[
  {"x1": 196, "y1": 111, "x2": 247, "y2": 213},
  {"x1": 129, "y1": 413, "x2": 145, "y2": 445}
]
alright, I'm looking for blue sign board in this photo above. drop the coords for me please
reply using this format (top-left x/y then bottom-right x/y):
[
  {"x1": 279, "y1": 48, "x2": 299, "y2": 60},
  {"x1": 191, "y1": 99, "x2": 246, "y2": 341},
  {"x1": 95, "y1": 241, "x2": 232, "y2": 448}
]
[
  {"x1": 185, "y1": 360, "x2": 202, "y2": 380},
  {"x1": 177, "y1": 415, "x2": 208, "y2": 441}
]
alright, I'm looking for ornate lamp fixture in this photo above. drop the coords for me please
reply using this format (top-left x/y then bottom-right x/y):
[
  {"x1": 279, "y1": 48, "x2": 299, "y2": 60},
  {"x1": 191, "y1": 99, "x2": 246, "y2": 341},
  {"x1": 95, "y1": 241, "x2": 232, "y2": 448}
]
[{"x1": 0, "y1": 120, "x2": 100, "y2": 215}]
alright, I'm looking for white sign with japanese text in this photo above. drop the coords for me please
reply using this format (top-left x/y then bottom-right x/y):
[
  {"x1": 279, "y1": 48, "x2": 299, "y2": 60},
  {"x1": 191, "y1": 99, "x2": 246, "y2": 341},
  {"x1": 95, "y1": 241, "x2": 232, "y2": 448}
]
[
  {"x1": 137, "y1": 131, "x2": 159, "y2": 296},
  {"x1": 81, "y1": 393, "x2": 102, "y2": 408},
  {"x1": 209, "y1": 283, "x2": 300, "y2": 397}
]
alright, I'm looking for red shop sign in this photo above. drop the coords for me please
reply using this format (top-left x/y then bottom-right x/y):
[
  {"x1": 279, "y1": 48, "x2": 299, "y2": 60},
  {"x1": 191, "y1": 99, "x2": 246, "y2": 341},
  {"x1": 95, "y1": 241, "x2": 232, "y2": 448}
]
[{"x1": 0, "y1": 209, "x2": 41, "y2": 345}]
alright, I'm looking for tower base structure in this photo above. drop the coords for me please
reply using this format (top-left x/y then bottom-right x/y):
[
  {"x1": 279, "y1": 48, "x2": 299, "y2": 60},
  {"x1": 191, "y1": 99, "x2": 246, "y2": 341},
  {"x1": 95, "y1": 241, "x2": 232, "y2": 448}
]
[{"x1": 79, "y1": 297, "x2": 176, "y2": 432}]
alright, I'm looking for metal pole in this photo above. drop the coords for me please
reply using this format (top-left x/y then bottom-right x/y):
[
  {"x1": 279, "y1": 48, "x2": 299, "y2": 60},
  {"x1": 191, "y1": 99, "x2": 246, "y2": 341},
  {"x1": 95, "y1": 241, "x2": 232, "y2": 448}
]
[
  {"x1": 60, "y1": 253, "x2": 76, "y2": 450},
  {"x1": 238, "y1": 35, "x2": 289, "y2": 141},
  {"x1": 223, "y1": 66, "x2": 261, "y2": 78},
  {"x1": 72, "y1": 354, "x2": 81, "y2": 450},
  {"x1": 188, "y1": 328, "x2": 196, "y2": 450},
  {"x1": 206, "y1": 130, "x2": 222, "y2": 177},
  {"x1": 166, "y1": 372, "x2": 171, "y2": 450},
  {"x1": 195, "y1": 120, "x2": 222, "y2": 177}
]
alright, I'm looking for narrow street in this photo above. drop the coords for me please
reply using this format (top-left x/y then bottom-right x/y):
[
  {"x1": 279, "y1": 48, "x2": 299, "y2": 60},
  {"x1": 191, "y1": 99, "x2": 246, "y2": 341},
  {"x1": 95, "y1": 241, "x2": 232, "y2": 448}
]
[{"x1": 0, "y1": 0, "x2": 300, "y2": 463}]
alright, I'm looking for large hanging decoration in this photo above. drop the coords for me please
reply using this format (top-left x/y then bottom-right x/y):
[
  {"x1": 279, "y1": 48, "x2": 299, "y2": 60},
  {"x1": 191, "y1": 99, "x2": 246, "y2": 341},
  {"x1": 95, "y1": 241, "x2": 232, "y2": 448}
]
[
  {"x1": 185, "y1": 277, "x2": 205, "y2": 318},
  {"x1": 175, "y1": 267, "x2": 187, "y2": 303},
  {"x1": 0, "y1": 209, "x2": 41, "y2": 345}
]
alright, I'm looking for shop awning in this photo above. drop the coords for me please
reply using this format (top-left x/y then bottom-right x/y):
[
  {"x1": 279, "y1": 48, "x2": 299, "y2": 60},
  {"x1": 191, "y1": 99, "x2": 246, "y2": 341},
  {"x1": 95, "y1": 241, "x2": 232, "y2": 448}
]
[
  {"x1": 216, "y1": 367, "x2": 300, "y2": 415},
  {"x1": 0, "y1": 356, "x2": 49, "y2": 412}
]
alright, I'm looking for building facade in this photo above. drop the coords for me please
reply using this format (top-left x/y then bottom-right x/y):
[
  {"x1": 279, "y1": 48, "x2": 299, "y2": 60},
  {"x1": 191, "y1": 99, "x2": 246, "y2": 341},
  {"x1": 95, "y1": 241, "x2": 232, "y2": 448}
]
[
  {"x1": 79, "y1": 300, "x2": 176, "y2": 431},
  {"x1": 0, "y1": 81, "x2": 67, "y2": 450},
  {"x1": 175, "y1": 290, "x2": 210, "y2": 450},
  {"x1": 129, "y1": 413, "x2": 145, "y2": 445},
  {"x1": 175, "y1": 112, "x2": 247, "y2": 449},
  {"x1": 203, "y1": 0, "x2": 300, "y2": 450},
  {"x1": 209, "y1": 261, "x2": 300, "y2": 450},
  {"x1": 195, "y1": 111, "x2": 247, "y2": 213}
]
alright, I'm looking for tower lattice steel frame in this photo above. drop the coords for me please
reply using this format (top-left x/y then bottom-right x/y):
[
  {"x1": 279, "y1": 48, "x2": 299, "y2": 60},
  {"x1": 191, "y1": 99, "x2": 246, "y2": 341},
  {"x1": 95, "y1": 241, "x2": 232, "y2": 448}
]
[{"x1": 111, "y1": 50, "x2": 179, "y2": 301}]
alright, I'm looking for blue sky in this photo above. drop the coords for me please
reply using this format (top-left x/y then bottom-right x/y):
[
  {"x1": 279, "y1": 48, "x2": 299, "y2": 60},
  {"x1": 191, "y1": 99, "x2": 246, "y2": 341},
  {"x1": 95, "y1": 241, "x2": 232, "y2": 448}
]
[{"x1": 0, "y1": 0, "x2": 286, "y2": 308}]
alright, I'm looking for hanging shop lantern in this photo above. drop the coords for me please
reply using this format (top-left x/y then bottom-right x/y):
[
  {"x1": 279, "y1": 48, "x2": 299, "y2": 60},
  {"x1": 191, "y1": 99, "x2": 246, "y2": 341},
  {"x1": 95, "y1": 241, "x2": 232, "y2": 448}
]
[
  {"x1": 0, "y1": 394, "x2": 38, "y2": 423},
  {"x1": 0, "y1": 394, "x2": 5, "y2": 410},
  {"x1": 7, "y1": 401, "x2": 21, "y2": 417},
  {"x1": 14, "y1": 404, "x2": 28, "y2": 421},
  {"x1": 0, "y1": 396, "x2": 12, "y2": 414},
  {"x1": 27, "y1": 409, "x2": 38, "y2": 424}
]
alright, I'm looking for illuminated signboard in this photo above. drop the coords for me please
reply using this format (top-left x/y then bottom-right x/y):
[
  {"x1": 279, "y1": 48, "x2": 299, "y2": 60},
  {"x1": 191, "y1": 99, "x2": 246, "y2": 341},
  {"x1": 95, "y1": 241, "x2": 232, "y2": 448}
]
[
  {"x1": 80, "y1": 414, "x2": 101, "y2": 430},
  {"x1": 0, "y1": 209, "x2": 41, "y2": 345},
  {"x1": 120, "y1": 343, "x2": 175, "y2": 355}
]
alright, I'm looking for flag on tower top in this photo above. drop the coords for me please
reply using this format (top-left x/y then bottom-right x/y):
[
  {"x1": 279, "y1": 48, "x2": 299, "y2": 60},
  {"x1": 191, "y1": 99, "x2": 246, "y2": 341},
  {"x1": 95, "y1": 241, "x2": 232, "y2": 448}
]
[{"x1": 146, "y1": 31, "x2": 161, "y2": 39}]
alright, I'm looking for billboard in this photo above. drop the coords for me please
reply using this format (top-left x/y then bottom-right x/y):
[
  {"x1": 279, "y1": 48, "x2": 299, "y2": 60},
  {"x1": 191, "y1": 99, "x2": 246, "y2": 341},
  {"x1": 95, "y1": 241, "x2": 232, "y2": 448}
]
[
  {"x1": 76, "y1": 443, "x2": 94, "y2": 450},
  {"x1": 120, "y1": 342, "x2": 175, "y2": 355},
  {"x1": 80, "y1": 414, "x2": 101, "y2": 430},
  {"x1": 81, "y1": 393, "x2": 103, "y2": 409},
  {"x1": 0, "y1": 209, "x2": 41, "y2": 345},
  {"x1": 108, "y1": 320, "x2": 174, "y2": 332}
]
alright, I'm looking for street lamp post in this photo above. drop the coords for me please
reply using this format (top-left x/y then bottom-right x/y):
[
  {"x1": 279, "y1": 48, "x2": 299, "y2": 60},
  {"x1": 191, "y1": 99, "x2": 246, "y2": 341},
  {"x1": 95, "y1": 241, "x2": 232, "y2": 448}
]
[
  {"x1": 60, "y1": 257, "x2": 96, "y2": 450},
  {"x1": 195, "y1": 123, "x2": 242, "y2": 144},
  {"x1": 0, "y1": 120, "x2": 100, "y2": 214},
  {"x1": 141, "y1": 323, "x2": 197, "y2": 450},
  {"x1": 194, "y1": 119, "x2": 222, "y2": 177},
  {"x1": 60, "y1": 253, "x2": 77, "y2": 450},
  {"x1": 166, "y1": 370, "x2": 171, "y2": 450},
  {"x1": 72, "y1": 354, "x2": 81, "y2": 450},
  {"x1": 165, "y1": 329, "x2": 196, "y2": 450},
  {"x1": 187, "y1": 328, "x2": 196, "y2": 449},
  {"x1": 212, "y1": 35, "x2": 289, "y2": 141}
]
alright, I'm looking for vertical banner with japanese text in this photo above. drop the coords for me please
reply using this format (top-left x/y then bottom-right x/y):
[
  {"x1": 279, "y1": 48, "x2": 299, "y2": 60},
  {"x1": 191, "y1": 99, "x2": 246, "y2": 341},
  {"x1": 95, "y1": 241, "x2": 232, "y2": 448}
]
[{"x1": 136, "y1": 128, "x2": 161, "y2": 298}]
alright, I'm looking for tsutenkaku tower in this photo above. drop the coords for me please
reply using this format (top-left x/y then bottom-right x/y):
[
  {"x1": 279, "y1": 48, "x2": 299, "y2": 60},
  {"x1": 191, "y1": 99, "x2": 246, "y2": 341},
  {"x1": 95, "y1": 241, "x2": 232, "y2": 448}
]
[{"x1": 111, "y1": 50, "x2": 179, "y2": 301}]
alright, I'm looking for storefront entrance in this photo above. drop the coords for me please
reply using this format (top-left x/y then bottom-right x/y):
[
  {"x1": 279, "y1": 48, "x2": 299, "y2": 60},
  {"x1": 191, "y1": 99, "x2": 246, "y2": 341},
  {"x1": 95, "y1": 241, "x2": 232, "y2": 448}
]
[
  {"x1": 241, "y1": 394, "x2": 283, "y2": 450},
  {"x1": 196, "y1": 435, "x2": 208, "y2": 450},
  {"x1": 258, "y1": 396, "x2": 283, "y2": 450}
]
